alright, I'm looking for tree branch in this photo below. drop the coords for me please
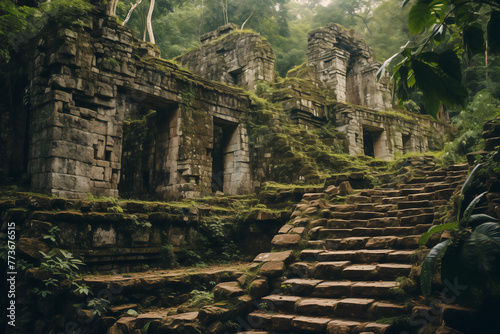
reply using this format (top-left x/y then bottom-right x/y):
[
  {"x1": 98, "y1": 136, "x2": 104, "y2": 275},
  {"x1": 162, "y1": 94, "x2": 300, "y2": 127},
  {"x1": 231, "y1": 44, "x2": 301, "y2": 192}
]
[{"x1": 123, "y1": 0, "x2": 143, "y2": 26}]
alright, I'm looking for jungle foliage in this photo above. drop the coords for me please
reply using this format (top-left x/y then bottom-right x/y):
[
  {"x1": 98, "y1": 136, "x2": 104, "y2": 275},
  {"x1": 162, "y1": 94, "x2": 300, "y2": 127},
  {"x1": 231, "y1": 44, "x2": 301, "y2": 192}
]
[
  {"x1": 419, "y1": 153, "x2": 500, "y2": 309},
  {"x1": 380, "y1": 0, "x2": 500, "y2": 117}
]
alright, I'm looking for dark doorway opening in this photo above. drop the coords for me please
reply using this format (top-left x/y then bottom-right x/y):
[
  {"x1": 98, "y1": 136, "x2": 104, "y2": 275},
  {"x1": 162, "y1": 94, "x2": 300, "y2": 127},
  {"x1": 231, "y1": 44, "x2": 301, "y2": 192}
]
[
  {"x1": 363, "y1": 130, "x2": 375, "y2": 157},
  {"x1": 212, "y1": 120, "x2": 237, "y2": 193},
  {"x1": 228, "y1": 68, "x2": 243, "y2": 86},
  {"x1": 363, "y1": 126, "x2": 384, "y2": 158},
  {"x1": 402, "y1": 134, "x2": 411, "y2": 155},
  {"x1": 119, "y1": 95, "x2": 178, "y2": 199}
]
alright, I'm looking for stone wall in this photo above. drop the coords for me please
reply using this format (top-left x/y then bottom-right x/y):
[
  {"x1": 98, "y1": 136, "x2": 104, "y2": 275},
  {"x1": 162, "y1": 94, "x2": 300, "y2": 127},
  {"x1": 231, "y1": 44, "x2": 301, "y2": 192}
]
[
  {"x1": 294, "y1": 23, "x2": 392, "y2": 110},
  {"x1": 331, "y1": 104, "x2": 447, "y2": 160},
  {"x1": 1, "y1": 16, "x2": 450, "y2": 198},
  {"x1": 19, "y1": 16, "x2": 252, "y2": 199},
  {"x1": 176, "y1": 24, "x2": 276, "y2": 90},
  {"x1": 0, "y1": 193, "x2": 292, "y2": 272}
]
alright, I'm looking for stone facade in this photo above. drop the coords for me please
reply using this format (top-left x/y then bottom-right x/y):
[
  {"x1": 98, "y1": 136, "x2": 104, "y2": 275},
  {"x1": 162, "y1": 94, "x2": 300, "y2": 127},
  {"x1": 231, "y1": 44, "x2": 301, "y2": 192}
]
[
  {"x1": 332, "y1": 105, "x2": 446, "y2": 160},
  {"x1": 176, "y1": 24, "x2": 276, "y2": 90},
  {"x1": 292, "y1": 23, "x2": 392, "y2": 110},
  {"x1": 14, "y1": 16, "x2": 252, "y2": 199},
  {"x1": 1, "y1": 16, "x2": 448, "y2": 199}
]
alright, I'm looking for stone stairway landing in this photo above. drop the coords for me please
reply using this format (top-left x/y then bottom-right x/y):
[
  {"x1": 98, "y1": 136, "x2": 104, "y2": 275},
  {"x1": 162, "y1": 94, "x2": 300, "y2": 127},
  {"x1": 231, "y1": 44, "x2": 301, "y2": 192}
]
[{"x1": 239, "y1": 163, "x2": 469, "y2": 334}]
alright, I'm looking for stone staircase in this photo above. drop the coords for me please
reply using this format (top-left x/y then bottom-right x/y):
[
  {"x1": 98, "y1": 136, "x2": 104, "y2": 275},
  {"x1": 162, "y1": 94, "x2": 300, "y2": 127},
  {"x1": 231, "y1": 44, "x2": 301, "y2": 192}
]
[{"x1": 240, "y1": 163, "x2": 470, "y2": 334}]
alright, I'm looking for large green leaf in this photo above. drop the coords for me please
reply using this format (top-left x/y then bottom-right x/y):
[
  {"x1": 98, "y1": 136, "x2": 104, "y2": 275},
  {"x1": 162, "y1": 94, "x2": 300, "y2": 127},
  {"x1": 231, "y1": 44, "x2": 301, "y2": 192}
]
[
  {"x1": 413, "y1": 60, "x2": 443, "y2": 92},
  {"x1": 422, "y1": 91, "x2": 441, "y2": 118},
  {"x1": 487, "y1": 11, "x2": 500, "y2": 53},
  {"x1": 463, "y1": 23, "x2": 485, "y2": 55},
  {"x1": 420, "y1": 51, "x2": 439, "y2": 63},
  {"x1": 421, "y1": 239, "x2": 452, "y2": 296},
  {"x1": 419, "y1": 223, "x2": 458, "y2": 246},
  {"x1": 409, "y1": 2, "x2": 431, "y2": 34},
  {"x1": 468, "y1": 214, "x2": 500, "y2": 228},
  {"x1": 438, "y1": 50, "x2": 461, "y2": 81},
  {"x1": 412, "y1": 58, "x2": 447, "y2": 116},
  {"x1": 462, "y1": 222, "x2": 500, "y2": 272},
  {"x1": 460, "y1": 191, "x2": 488, "y2": 227},
  {"x1": 439, "y1": 74, "x2": 468, "y2": 107},
  {"x1": 460, "y1": 163, "x2": 481, "y2": 194}
]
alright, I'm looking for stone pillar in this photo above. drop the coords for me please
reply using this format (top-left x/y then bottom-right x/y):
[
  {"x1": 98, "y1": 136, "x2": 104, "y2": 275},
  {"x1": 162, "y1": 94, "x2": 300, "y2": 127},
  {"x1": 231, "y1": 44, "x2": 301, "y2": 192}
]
[{"x1": 311, "y1": 48, "x2": 349, "y2": 103}]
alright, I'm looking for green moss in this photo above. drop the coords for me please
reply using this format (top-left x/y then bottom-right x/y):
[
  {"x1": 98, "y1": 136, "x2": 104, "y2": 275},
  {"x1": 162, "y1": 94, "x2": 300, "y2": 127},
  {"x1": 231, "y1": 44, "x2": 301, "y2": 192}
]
[
  {"x1": 286, "y1": 61, "x2": 309, "y2": 78},
  {"x1": 377, "y1": 110, "x2": 418, "y2": 123}
]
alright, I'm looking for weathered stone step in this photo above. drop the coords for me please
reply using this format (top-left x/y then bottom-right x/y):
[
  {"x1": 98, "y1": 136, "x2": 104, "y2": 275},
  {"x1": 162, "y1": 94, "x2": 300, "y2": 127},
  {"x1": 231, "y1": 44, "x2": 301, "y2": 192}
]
[
  {"x1": 398, "y1": 187, "x2": 424, "y2": 196},
  {"x1": 400, "y1": 213, "x2": 435, "y2": 226},
  {"x1": 282, "y1": 263, "x2": 411, "y2": 281},
  {"x1": 302, "y1": 193, "x2": 327, "y2": 201},
  {"x1": 271, "y1": 233, "x2": 301, "y2": 247},
  {"x1": 327, "y1": 204, "x2": 357, "y2": 212},
  {"x1": 259, "y1": 296, "x2": 403, "y2": 322},
  {"x1": 405, "y1": 177, "x2": 427, "y2": 184},
  {"x1": 346, "y1": 195, "x2": 373, "y2": 204},
  {"x1": 324, "y1": 234, "x2": 429, "y2": 251},
  {"x1": 446, "y1": 169, "x2": 469, "y2": 176},
  {"x1": 315, "y1": 225, "x2": 430, "y2": 240},
  {"x1": 381, "y1": 196, "x2": 407, "y2": 204},
  {"x1": 406, "y1": 192, "x2": 437, "y2": 201},
  {"x1": 446, "y1": 175, "x2": 467, "y2": 183},
  {"x1": 424, "y1": 175, "x2": 447, "y2": 182},
  {"x1": 423, "y1": 182, "x2": 458, "y2": 192},
  {"x1": 387, "y1": 207, "x2": 434, "y2": 217},
  {"x1": 312, "y1": 281, "x2": 397, "y2": 299},
  {"x1": 313, "y1": 261, "x2": 352, "y2": 279},
  {"x1": 325, "y1": 217, "x2": 399, "y2": 229},
  {"x1": 359, "y1": 189, "x2": 401, "y2": 197},
  {"x1": 397, "y1": 200, "x2": 432, "y2": 209},
  {"x1": 398, "y1": 182, "x2": 429, "y2": 189},
  {"x1": 424, "y1": 170, "x2": 448, "y2": 177},
  {"x1": 300, "y1": 249, "x2": 418, "y2": 264},
  {"x1": 447, "y1": 163, "x2": 470, "y2": 171},
  {"x1": 109, "y1": 311, "x2": 199, "y2": 333},
  {"x1": 341, "y1": 263, "x2": 412, "y2": 280},
  {"x1": 324, "y1": 211, "x2": 386, "y2": 220}
]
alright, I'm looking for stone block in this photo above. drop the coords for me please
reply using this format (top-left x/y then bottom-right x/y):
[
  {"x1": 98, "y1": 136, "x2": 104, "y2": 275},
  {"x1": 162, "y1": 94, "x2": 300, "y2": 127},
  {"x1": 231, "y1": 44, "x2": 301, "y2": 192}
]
[{"x1": 92, "y1": 226, "x2": 117, "y2": 247}]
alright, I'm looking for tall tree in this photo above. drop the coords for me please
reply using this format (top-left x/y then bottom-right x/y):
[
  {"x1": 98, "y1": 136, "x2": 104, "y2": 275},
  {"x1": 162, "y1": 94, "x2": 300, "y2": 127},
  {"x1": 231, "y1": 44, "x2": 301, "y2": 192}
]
[{"x1": 146, "y1": 0, "x2": 155, "y2": 43}]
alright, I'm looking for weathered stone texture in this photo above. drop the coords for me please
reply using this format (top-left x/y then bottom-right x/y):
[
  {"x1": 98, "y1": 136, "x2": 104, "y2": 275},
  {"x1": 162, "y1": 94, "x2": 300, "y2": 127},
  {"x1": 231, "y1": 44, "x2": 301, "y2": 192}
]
[
  {"x1": 2, "y1": 17, "x2": 448, "y2": 197},
  {"x1": 332, "y1": 105, "x2": 447, "y2": 160},
  {"x1": 23, "y1": 17, "x2": 252, "y2": 199},
  {"x1": 294, "y1": 23, "x2": 392, "y2": 111},
  {"x1": 176, "y1": 24, "x2": 276, "y2": 90}
]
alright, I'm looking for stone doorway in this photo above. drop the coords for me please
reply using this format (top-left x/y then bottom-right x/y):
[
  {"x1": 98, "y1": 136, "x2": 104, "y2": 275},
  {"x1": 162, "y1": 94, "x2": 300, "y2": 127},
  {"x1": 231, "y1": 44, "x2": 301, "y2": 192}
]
[
  {"x1": 363, "y1": 126, "x2": 384, "y2": 158},
  {"x1": 119, "y1": 96, "x2": 180, "y2": 199},
  {"x1": 402, "y1": 134, "x2": 412, "y2": 155},
  {"x1": 212, "y1": 119, "x2": 238, "y2": 193}
]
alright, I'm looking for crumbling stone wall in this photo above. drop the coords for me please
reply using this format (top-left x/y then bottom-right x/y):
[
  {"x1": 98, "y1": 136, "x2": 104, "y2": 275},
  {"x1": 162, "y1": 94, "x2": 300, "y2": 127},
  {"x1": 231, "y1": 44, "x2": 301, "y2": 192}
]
[
  {"x1": 2, "y1": 16, "x2": 450, "y2": 199},
  {"x1": 20, "y1": 16, "x2": 252, "y2": 199},
  {"x1": 332, "y1": 105, "x2": 447, "y2": 159},
  {"x1": 294, "y1": 23, "x2": 392, "y2": 111},
  {"x1": 176, "y1": 24, "x2": 276, "y2": 90}
]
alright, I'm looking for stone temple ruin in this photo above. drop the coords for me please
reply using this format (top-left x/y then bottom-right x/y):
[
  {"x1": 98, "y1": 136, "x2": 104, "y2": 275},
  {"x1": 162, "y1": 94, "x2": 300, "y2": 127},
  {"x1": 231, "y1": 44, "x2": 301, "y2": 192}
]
[{"x1": 0, "y1": 18, "x2": 447, "y2": 200}]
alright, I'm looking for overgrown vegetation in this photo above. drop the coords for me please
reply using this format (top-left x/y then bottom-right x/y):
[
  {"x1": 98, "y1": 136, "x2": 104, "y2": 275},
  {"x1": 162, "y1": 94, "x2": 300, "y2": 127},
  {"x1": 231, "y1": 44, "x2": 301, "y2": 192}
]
[
  {"x1": 0, "y1": 0, "x2": 93, "y2": 66},
  {"x1": 419, "y1": 152, "x2": 500, "y2": 308}
]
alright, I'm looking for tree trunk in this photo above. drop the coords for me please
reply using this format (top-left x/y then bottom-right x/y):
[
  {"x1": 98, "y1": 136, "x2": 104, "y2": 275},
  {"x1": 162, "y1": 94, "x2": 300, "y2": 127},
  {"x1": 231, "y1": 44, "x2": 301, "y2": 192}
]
[
  {"x1": 146, "y1": 0, "x2": 156, "y2": 44},
  {"x1": 106, "y1": 0, "x2": 119, "y2": 16},
  {"x1": 123, "y1": 0, "x2": 143, "y2": 26}
]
